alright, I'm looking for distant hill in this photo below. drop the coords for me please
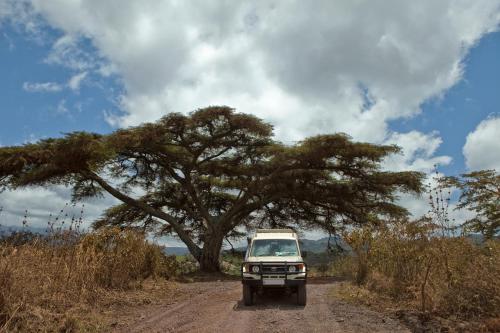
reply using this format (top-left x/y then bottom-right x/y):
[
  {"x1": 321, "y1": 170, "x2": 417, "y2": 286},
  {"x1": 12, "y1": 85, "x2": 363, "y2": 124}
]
[
  {"x1": 300, "y1": 235, "x2": 350, "y2": 254},
  {"x1": 164, "y1": 235, "x2": 350, "y2": 257},
  {"x1": 164, "y1": 233, "x2": 498, "y2": 257},
  {"x1": 10, "y1": 227, "x2": 491, "y2": 257},
  {"x1": 0, "y1": 224, "x2": 47, "y2": 237},
  {"x1": 467, "y1": 233, "x2": 500, "y2": 244},
  {"x1": 164, "y1": 247, "x2": 190, "y2": 256}
]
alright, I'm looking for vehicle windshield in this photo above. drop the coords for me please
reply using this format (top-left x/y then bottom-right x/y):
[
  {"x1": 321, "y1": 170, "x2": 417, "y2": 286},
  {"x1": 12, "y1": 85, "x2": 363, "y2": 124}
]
[{"x1": 250, "y1": 239, "x2": 299, "y2": 257}]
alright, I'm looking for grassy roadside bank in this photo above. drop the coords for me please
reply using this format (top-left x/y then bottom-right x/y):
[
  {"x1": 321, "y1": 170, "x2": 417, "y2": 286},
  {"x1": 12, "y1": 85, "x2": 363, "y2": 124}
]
[
  {"x1": 0, "y1": 228, "x2": 182, "y2": 332},
  {"x1": 324, "y1": 221, "x2": 500, "y2": 332}
]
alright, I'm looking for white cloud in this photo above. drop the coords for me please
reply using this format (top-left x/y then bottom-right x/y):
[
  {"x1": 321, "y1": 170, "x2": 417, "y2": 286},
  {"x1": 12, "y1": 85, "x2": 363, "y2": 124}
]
[
  {"x1": 463, "y1": 116, "x2": 500, "y2": 171},
  {"x1": 68, "y1": 71, "x2": 87, "y2": 91},
  {"x1": 381, "y1": 132, "x2": 472, "y2": 226},
  {"x1": 11, "y1": 0, "x2": 496, "y2": 144},
  {"x1": 0, "y1": 1, "x2": 12, "y2": 21},
  {"x1": 22, "y1": 81, "x2": 63, "y2": 92},
  {"x1": 23, "y1": 72, "x2": 87, "y2": 94},
  {"x1": 44, "y1": 34, "x2": 101, "y2": 71},
  {"x1": 0, "y1": 0, "x2": 46, "y2": 40},
  {"x1": 55, "y1": 99, "x2": 68, "y2": 114},
  {"x1": 3, "y1": 1, "x2": 500, "y2": 230},
  {"x1": 397, "y1": 172, "x2": 476, "y2": 228},
  {"x1": 23, "y1": 133, "x2": 37, "y2": 144},
  {"x1": 382, "y1": 131, "x2": 453, "y2": 220},
  {"x1": 0, "y1": 186, "x2": 117, "y2": 230},
  {"x1": 382, "y1": 131, "x2": 452, "y2": 173},
  {"x1": 399, "y1": 190, "x2": 474, "y2": 226}
]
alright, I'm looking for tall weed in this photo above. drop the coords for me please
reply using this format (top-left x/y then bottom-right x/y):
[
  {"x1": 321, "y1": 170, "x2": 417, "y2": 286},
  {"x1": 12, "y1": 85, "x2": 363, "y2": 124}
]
[
  {"x1": 339, "y1": 220, "x2": 500, "y2": 319},
  {"x1": 0, "y1": 227, "x2": 179, "y2": 331}
]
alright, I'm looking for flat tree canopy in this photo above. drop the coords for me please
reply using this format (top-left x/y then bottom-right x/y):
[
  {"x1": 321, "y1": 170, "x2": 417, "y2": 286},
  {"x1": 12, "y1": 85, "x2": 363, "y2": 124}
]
[{"x1": 0, "y1": 106, "x2": 423, "y2": 271}]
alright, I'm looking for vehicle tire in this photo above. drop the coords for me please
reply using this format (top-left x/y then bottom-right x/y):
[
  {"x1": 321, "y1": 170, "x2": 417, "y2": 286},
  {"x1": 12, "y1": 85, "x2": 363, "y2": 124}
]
[
  {"x1": 297, "y1": 285, "x2": 307, "y2": 306},
  {"x1": 243, "y1": 284, "x2": 253, "y2": 306}
]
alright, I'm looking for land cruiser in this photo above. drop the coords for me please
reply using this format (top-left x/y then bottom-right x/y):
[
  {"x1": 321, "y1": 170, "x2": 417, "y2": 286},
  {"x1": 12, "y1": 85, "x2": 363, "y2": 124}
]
[{"x1": 241, "y1": 229, "x2": 307, "y2": 306}]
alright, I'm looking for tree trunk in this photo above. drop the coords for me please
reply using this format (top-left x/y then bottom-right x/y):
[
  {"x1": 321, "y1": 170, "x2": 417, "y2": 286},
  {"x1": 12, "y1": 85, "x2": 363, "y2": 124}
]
[{"x1": 198, "y1": 232, "x2": 224, "y2": 272}]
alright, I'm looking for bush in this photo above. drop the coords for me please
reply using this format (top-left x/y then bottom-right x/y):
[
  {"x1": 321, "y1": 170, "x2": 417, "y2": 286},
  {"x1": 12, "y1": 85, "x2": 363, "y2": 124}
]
[
  {"x1": 437, "y1": 239, "x2": 500, "y2": 317},
  {"x1": 0, "y1": 227, "x2": 179, "y2": 331},
  {"x1": 340, "y1": 220, "x2": 500, "y2": 319},
  {"x1": 329, "y1": 255, "x2": 357, "y2": 280},
  {"x1": 78, "y1": 228, "x2": 177, "y2": 288}
]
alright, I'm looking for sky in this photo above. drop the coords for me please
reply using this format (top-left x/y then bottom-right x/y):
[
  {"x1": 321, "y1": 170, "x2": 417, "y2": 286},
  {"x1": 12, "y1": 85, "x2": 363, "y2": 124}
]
[{"x1": 0, "y1": 1, "x2": 499, "y2": 242}]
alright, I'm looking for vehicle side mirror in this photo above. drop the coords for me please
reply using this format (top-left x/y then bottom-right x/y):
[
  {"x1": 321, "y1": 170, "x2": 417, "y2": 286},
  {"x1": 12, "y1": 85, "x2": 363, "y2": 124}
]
[
  {"x1": 301, "y1": 251, "x2": 307, "y2": 258},
  {"x1": 247, "y1": 237, "x2": 251, "y2": 245}
]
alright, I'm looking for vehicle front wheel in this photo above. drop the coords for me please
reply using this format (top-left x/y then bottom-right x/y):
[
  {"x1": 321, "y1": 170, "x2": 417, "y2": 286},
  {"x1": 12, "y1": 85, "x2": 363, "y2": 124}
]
[
  {"x1": 243, "y1": 284, "x2": 253, "y2": 306},
  {"x1": 297, "y1": 285, "x2": 306, "y2": 306}
]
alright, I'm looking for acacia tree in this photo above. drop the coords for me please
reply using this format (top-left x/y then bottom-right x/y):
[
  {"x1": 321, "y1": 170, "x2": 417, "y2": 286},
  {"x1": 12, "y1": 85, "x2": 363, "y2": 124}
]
[
  {"x1": 445, "y1": 170, "x2": 500, "y2": 239},
  {"x1": 0, "y1": 106, "x2": 423, "y2": 271}
]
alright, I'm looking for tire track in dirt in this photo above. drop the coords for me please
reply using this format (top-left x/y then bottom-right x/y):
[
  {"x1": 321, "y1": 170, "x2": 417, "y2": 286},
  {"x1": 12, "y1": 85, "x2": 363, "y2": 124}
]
[{"x1": 119, "y1": 280, "x2": 409, "y2": 333}]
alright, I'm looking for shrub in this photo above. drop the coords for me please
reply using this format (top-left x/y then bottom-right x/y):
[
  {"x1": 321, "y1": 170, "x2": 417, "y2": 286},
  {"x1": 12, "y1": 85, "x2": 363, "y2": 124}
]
[
  {"x1": 0, "y1": 227, "x2": 179, "y2": 331},
  {"x1": 340, "y1": 220, "x2": 500, "y2": 319},
  {"x1": 329, "y1": 255, "x2": 357, "y2": 280},
  {"x1": 78, "y1": 228, "x2": 176, "y2": 288}
]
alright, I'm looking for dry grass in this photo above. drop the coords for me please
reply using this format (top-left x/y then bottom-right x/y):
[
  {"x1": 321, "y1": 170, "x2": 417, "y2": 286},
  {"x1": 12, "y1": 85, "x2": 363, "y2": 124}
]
[
  {"x1": 330, "y1": 282, "x2": 500, "y2": 333},
  {"x1": 330, "y1": 220, "x2": 500, "y2": 326},
  {"x1": 0, "y1": 227, "x2": 180, "y2": 332}
]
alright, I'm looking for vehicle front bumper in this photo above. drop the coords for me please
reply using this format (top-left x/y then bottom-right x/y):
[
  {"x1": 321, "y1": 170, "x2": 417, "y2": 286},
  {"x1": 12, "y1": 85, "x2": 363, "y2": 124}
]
[
  {"x1": 241, "y1": 261, "x2": 307, "y2": 287},
  {"x1": 242, "y1": 273, "x2": 306, "y2": 287}
]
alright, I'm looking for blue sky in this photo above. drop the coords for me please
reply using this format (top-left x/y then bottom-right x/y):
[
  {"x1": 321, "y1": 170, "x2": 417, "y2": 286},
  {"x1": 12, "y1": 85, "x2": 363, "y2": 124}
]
[
  {"x1": 0, "y1": 1, "x2": 499, "y2": 233},
  {"x1": 390, "y1": 31, "x2": 500, "y2": 175},
  {"x1": 1, "y1": 24, "x2": 499, "y2": 175},
  {"x1": 0, "y1": 26, "x2": 117, "y2": 145}
]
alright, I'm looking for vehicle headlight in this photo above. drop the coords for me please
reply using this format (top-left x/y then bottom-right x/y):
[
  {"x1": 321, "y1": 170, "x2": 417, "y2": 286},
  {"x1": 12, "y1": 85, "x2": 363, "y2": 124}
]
[
  {"x1": 251, "y1": 265, "x2": 260, "y2": 273},
  {"x1": 288, "y1": 265, "x2": 297, "y2": 273}
]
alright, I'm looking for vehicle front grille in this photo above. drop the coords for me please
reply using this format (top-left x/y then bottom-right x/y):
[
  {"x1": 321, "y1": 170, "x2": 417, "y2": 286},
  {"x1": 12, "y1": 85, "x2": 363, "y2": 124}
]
[{"x1": 261, "y1": 265, "x2": 287, "y2": 273}]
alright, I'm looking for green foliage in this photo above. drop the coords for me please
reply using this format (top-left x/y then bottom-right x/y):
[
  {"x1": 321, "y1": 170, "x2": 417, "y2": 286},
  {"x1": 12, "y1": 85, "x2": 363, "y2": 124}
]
[
  {"x1": 173, "y1": 255, "x2": 199, "y2": 275},
  {"x1": 445, "y1": 170, "x2": 500, "y2": 239},
  {"x1": 0, "y1": 106, "x2": 423, "y2": 271},
  {"x1": 220, "y1": 251, "x2": 245, "y2": 276}
]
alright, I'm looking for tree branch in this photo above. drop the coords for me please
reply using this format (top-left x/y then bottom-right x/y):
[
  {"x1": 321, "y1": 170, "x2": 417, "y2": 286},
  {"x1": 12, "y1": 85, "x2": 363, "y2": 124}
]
[
  {"x1": 159, "y1": 164, "x2": 213, "y2": 228},
  {"x1": 182, "y1": 172, "x2": 213, "y2": 228},
  {"x1": 81, "y1": 170, "x2": 202, "y2": 258}
]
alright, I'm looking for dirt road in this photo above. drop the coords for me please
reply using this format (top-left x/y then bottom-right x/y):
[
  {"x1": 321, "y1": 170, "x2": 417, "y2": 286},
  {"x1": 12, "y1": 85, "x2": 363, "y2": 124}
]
[{"x1": 118, "y1": 279, "x2": 409, "y2": 333}]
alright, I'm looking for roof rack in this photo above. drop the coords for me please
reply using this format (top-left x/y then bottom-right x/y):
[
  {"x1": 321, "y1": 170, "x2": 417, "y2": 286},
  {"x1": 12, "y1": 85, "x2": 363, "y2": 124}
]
[{"x1": 256, "y1": 229, "x2": 295, "y2": 234}]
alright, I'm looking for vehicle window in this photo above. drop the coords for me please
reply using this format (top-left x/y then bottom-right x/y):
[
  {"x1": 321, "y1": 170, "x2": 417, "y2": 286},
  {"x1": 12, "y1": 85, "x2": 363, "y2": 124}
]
[{"x1": 250, "y1": 239, "x2": 299, "y2": 257}]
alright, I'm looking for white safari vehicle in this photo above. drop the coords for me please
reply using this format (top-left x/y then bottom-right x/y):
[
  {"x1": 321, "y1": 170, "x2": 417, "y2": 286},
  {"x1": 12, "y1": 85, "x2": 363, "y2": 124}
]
[{"x1": 241, "y1": 229, "x2": 307, "y2": 306}]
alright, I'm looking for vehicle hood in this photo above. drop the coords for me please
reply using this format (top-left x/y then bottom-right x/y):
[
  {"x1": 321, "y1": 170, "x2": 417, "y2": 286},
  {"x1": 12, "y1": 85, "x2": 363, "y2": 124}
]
[{"x1": 245, "y1": 256, "x2": 303, "y2": 263}]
